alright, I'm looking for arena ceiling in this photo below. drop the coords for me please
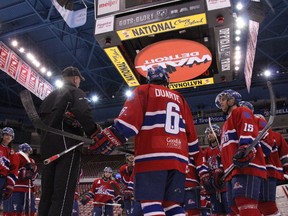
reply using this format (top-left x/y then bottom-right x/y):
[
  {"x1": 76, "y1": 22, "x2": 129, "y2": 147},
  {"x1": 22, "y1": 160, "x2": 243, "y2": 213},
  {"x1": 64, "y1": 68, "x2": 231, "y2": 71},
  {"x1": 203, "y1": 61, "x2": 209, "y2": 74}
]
[{"x1": 0, "y1": 0, "x2": 288, "y2": 114}]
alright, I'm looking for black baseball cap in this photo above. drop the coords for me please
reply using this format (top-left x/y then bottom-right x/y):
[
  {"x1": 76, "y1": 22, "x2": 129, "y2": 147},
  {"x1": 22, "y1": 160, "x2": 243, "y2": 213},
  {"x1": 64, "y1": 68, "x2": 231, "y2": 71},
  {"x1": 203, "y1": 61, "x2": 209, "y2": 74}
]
[{"x1": 62, "y1": 66, "x2": 85, "y2": 81}]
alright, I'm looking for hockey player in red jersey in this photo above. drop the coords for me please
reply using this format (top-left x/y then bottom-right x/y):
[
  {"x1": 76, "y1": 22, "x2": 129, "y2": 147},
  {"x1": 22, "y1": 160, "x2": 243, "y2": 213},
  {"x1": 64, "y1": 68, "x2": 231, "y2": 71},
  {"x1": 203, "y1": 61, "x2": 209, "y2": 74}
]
[
  {"x1": 89, "y1": 66, "x2": 207, "y2": 216},
  {"x1": 258, "y1": 125, "x2": 286, "y2": 216},
  {"x1": 72, "y1": 169, "x2": 83, "y2": 216},
  {"x1": 3, "y1": 143, "x2": 38, "y2": 216},
  {"x1": 238, "y1": 101, "x2": 274, "y2": 157},
  {"x1": 80, "y1": 167, "x2": 120, "y2": 216},
  {"x1": 119, "y1": 154, "x2": 136, "y2": 215},
  {"x1": 203, "y1": 124, "x2": 230, "y2": 215},
  {"x1": 119, "y1": 154, "x2": 134, "y2": 199},
  {"x1": 272, "y1": 131, "x2": 288, "y2": 177},
  {"x1": 183, "y1": 158, "x2": 204, "y2": 215},
  {"x1": 239, "y1": 101, "x2": 283, "y2": 215},
  {"x1": 215, "y1": 90, "x2": 267, "y2": 216},
  {"x1": 0, "y1": 127, "x2": 19, "y2": 205}
]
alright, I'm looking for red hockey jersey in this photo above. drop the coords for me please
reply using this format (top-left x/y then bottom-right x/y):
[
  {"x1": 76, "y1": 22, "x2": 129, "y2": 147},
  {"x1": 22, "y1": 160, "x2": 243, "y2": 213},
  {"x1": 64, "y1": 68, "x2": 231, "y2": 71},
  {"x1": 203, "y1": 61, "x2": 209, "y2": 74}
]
[
  {"x1": 220, "y1": 106, "x2": 266, "y2": 181},
  {"x1": 0, "y1": 145, "x2": 19, "y2": 185},
  {"x1": 13, "y1": 151, "x2": 37, "y2": 193},
  {"x1": 114, "y1": 84, "x2": 206, "y2": 175},
  {"x1": 267, "y1": 131, "x2": 288, "y2": 180},
  {"x1": 254, "y1": 116, "x2": 284, "y2": 180},
  {"x1": 13, "y1": 152, "x2": 37, "y2": 192},
  {"x1": 88, "y1": 178, "x2": 120, "y2": 206},
  {"x1": 119, "y1": 163, "x2": 134, "y2": 191},
  {"x1": 185, "y1": 147, "x2": 207, "y2": 188},
  {"x1": 273, "y1": 131, "x2": 288, "y2": 171},
  {"x1": 203, "y1": 146, "x2": 222, "y2": 171},
  {"x1": 203, "y1": 146, "x2": 226, "y2": 193},
  {"x1": 255, "y1": 114, "x2": 274, "y2": 157}
]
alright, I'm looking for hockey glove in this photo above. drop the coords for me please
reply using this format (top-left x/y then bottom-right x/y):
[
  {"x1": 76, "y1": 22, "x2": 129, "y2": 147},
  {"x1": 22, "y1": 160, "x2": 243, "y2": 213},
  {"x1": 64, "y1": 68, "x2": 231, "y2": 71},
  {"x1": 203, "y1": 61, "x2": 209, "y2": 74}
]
[
  {"x1": 80, "y1": 194, "x2": 90, "y2": 206},
  {"x1": 19, "y1": 168, "x2": 35, "y2": 180},
  {"x1": 89, "y1": 126, "x2": 126, "y2": 155},
  {"x1": 200, "y1": 173, "x2": 215, "y2": 194},
  {"x1": 233, "y1": 145, "x2": 256, "y2": 168},
  {"x1": 211, "y1": 168, "x2": 225, "y2": 190},
  {"x1": 18, "y1": 168, "x2": 27, "y2": 180},
  {"x1": 2, "y1": 177, "x2": 14, "y2": 200},
  {"x1": 19, "y1": 163, "x2": 36, "y2": 180}
]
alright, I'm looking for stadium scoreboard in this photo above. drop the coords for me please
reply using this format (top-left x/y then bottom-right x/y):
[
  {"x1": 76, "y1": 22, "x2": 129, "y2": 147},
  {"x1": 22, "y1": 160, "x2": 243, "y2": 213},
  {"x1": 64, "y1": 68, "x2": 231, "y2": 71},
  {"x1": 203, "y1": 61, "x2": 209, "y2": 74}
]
[{"x1": 94, "y1": 0, "x2": 235, "y2": 89}]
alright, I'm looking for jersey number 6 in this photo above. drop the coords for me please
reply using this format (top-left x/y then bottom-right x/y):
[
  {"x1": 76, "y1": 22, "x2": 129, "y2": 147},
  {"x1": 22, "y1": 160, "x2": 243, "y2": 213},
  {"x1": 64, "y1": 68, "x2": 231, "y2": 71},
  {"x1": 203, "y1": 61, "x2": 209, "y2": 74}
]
[{"x1": 165, "y1": 102, "x2": 180, "y2": 134}]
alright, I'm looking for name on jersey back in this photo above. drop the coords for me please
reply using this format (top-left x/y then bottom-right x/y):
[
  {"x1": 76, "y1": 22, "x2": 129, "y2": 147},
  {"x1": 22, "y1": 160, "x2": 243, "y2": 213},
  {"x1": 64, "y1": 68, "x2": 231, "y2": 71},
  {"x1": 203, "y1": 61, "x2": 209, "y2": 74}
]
[{"x1": 155, "y1": 89, "x2": 180, "y2": 103}]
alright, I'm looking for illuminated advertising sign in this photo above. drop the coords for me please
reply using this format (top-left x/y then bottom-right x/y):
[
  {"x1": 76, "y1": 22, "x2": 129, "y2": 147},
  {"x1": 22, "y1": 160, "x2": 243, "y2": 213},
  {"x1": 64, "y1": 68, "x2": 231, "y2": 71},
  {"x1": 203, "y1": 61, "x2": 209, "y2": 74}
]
[
  {"x1": 117, "y1": 13, "x2": 207, "y2": 40},
  {"x1": 169, "y1": 77, "x2": 214, "y2": 89},
  {"x1": 97, "y1": 0, "x2": 120, "y2": 16},
  {"x1": 214, "y1": 26, "x2": 232, "y2": 73},
  {"x1": 104, "y1": 47, "x2": 140, "y2": 87},
  {"x1": 134, "y1": 39, "x2": 212, "y2": 83},
  {"x1": 206, "y1": 0, "x2": 231, "y2": 11},
  {"x1": 95, "y1": 15, "x2": 114, "y2": 35},
  {"x1": 115, "y1": 1, "x2": 204, "y2": 30}
]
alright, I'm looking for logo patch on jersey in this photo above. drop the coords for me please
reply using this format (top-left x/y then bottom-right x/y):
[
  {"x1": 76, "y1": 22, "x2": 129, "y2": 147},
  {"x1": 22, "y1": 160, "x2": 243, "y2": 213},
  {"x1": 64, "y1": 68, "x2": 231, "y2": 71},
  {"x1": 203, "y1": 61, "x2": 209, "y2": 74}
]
[
  {"x1": 233, "y1": 182, "x2": 243, "y2": 190},
  {"x1": 243, "y1": 111, "x2": 252, "y2": 119},
  {"x1": 166, "y1": 137, "x2": 181, "y2": 149},
  {"x1": 96, "y1": 185, "x2": 109, "y2": 195},
  {"x1": 207, "y1": 155, "x2": 221, "y2": 170},
  {"x1": 260, "y1": 121, "x2": 267, "y2": 127},
  {"x1": 0, "y1": 156, "x2": 10, "y2": 170},
  {"x1": 119, "y1": 107, "x2": 128, "y2": 116}
]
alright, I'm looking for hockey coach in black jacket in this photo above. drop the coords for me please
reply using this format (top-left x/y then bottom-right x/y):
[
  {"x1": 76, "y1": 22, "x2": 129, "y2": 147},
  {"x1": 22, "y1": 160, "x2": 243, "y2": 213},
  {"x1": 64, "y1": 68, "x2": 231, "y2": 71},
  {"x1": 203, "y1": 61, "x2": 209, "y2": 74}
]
[{"x1": 38, "y1": 66, "x2": 100, "y2": 216}]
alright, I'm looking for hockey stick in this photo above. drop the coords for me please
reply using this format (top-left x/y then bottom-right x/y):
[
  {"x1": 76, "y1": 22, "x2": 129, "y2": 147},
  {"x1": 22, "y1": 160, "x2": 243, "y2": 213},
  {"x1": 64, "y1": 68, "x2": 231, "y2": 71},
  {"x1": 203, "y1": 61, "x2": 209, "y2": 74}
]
[
  {"x1": 221, "y1": 81, "x2": 276, "y2": 182},
  {"x1": 20, "y1": 90, "x2": 95, "y2": 145},
  {"x1": 208, "y1": 117, "x2": 220, "y2": 147},
  {"x1": 43, "y1": 143, "x2": 134, "y2": 165},
  {"x1": 28, "y1": 180, "x2": 31, "y2": 216},
  {"x1": 43, "y1": 142, "x2": 84, "y2": 165},
  {"x1": 92, "y1": 202, "x2": 121, "y2": 206}
]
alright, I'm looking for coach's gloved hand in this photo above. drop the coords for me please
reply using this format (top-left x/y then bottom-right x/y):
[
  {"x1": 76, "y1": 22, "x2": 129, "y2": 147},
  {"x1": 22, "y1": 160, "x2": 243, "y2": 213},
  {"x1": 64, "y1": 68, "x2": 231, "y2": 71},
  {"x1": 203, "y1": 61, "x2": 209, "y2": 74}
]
[
  {"x1": 89, "y1": 126, "x2": 127, "y2": 155},
  {"x1": 212, "y1": 168, "x2": 225, "y2": 190},
  {"x1": 80, "y1": 194, "x2": 90, "y2": 206},
  {"x1": 200, "y1": 172, "x2": 215, "y2": 194},
  {"x1": 233, "y1": 145, "x2": 256, "y2": 168},
  {"x1": 2, "y1": 177, "x2": 14, "y2": 200}
]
